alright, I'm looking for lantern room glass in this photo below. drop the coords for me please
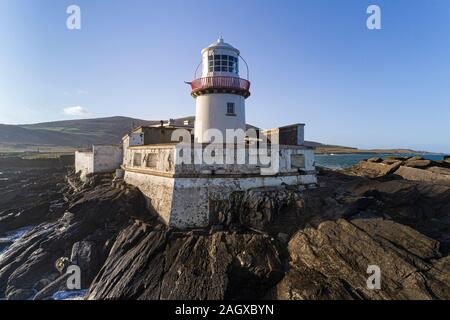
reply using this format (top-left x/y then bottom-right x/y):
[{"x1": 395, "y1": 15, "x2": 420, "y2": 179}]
[{"x1": 207, "y1": 54, "x2": 239, "y2": 74}]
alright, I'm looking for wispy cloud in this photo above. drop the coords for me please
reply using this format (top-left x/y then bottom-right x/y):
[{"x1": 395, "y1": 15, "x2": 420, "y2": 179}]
[
  {"x1": 77, "y1": 89, "x2": 89, "y2": 95},
  {"x1": 63, "y1": 106, "x2": 90, "y2": 117}
]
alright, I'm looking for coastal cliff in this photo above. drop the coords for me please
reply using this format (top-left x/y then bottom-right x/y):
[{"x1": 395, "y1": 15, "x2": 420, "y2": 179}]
[{"x1": 0, "y1": 156, "x2": 449, "y2": 300}]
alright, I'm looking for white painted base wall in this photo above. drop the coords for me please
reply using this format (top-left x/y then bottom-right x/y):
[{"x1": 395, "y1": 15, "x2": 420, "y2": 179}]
[
  {"x1": 124, "y1": 170, "x2": 317, "y2": 229},
  {"x1": 75, "y1": 151, "x2": 94, "y2": 180},
  {"x1": 75, "y1": 145, "x2": 123, "y2": 181}
]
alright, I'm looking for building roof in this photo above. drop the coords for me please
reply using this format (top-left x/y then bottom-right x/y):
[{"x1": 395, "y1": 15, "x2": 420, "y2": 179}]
[{"x1": 202, "y1": 37, "x2": 240, "y2": 55}]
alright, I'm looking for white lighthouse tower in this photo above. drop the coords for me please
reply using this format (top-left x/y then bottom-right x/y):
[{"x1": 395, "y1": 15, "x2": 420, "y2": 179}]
[{"x1": 190, "y1": 37, "x2": 250, "y2": 143}]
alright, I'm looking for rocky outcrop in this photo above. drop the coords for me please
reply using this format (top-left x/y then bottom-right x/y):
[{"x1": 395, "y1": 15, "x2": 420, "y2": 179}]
[
  {"x1": 394, "y1": 166, "x2": 450, "y2": 185},
  {"x1": 0, "y1": 172, "x2": 147, "y2": 300},
  {"x1": 347, "y1": 156, "x2": 450, "y2": 185},
  {"x1": 87, "y1": 221, "x2": 284, "y2": 300},
  {"x1": 1, "y1": 156, "x2": 450, "y2": 300},
  {"x1": 213, "y1": 186, "x2": 304, "y2": 230},
  {"x1": 277, "y1": 218, "x2": 450, "y2": 300},
  {"x1": 0, "y1": 167, "x2": 69, "y2": 233},
  {"x1": 347, "y1": 160, "x2": 402, "y2": 178}
]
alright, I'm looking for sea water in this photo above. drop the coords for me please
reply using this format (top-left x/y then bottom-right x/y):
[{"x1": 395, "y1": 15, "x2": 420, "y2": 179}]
[
  {"x1": 0, "y1": 171, "x2": 6, "y2": 181},
  {"x1": 0, "y1": 226, "x2": 34, "y2": 257},
  {"x1": 315, "y1": 153, "x2": 445, "y2": 169},
  {"x1": 52, "y1": 290, "x2": 88, "y2": 300}
]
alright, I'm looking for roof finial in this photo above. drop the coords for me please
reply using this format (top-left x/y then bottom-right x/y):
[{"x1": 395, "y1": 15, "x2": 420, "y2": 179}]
[{"x1": 218, "y1": 35, "x2": 224, "y2": 43}]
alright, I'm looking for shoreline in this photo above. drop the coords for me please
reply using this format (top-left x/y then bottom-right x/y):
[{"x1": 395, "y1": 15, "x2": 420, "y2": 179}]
[{"x1": 314, "y1": 149, "x2": 445, "y2": 156}]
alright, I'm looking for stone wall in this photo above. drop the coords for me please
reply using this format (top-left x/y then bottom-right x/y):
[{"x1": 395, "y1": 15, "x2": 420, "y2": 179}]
[
  {"x1": 170, "y1": 174, "x2": 317, "y2": 228},
  {"x1": 124, "y1": 169, "x2": 316, "y2": 229},
  {"x1": 123, "y1": 143, "x2": 317, "y2": 229},
  {"x1": 124, "y1": 144, "x2": 176, "y2": 175},
  {"x1": 76, "y1": 145, "x2": 123, "y2": 180},
  {"x1": 123, "y1": 144, "x2": 315, "y2": 177},
  {"x1": 75, "y1": 151, "x2": 93, "y2": 180},
  {"x1": 262, "y1": 124, "x2": 305, "y2": 146},
  {"x1": 92, "y1": 145, "x2": 123, "y2": 173},
  {"x1": 124, "y1": 171, "x2": 174, "y2": 223}
]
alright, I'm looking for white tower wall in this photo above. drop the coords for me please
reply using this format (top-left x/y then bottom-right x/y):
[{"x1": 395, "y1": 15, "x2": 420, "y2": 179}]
[{"x1": 194, "y1": 93, "x2": 246, "y2": 143}]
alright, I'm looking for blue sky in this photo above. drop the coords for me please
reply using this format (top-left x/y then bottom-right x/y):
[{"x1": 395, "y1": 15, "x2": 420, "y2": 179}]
[{"x1": 0, "y1": 0, "x2": 449, "y2": 152}]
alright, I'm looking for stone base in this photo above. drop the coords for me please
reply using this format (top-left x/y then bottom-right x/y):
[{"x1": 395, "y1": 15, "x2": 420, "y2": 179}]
[{"x1": 124, "y1": 170, "x2": 317, "y2": 229}]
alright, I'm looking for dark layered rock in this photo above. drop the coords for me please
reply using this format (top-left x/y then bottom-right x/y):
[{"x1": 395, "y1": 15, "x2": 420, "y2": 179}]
[
  {"x1": 404, "y1": 158, "x2": 432, "y2": 168},
  {"x1": 0, "y1": 155, "x2": 74, "y2": 170},
  {"x1": 0, "y1": 167, "x2": 70, "y2": 233},
  {"x1": 394, "y1": 166, "x2": 450, "y2": 185},
  {"x1": 2, "y1": 156, "x2": 450, "y2": 300},
  {"x1": 213, "y1": 186, "x2": 304, "y2": 230},
  {"x1": 87, "y1": 220, "x2": 284, "y2": 300},
  {"x1": 347, "y1": 156, "x2": 450, "y2": 185},
  {"x1": 0, "y1": 173, "x2": 147, "y2": 300},
  {"x1": 277, "y1": 218, "x2": 450, "y2": 300},
  {"x1": 347, "y1": 160, "x2": 402, "y2": 178}
]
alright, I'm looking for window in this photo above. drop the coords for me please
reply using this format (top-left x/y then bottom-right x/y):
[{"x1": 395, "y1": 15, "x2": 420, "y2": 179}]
[
  {"x1": 145, "y1": 154, "x2": 158, "y2": 169},
  {"x1": 133, "y1": 153, "x2": 142, "y2": 167},
  {"x1": 208, "y1": 54, "x2": 239, "y2": 73},
  {"x1": 226, "y1": 102, "x2": 235, "y2": 116},
  {"x1": 291, "y1": 154, "x2": 305, "y2": 169}
]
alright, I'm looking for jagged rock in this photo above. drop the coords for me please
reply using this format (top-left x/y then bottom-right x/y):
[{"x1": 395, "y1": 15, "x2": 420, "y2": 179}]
[
  {"x1": 367, "y1": 157, "x2": 382, "y2": 163},
  {"x1": 277, "y1": 233, "x2": 289, "y2": 243},
  {"x1": 394, "y1": 166, "x2": 450, "y2": 185},
  {"x1": 0, "y1": 176, "x2": 148, "y2": 300},
  {"x1": 0, "y1": 167, "x2": 69, "y2": 233},
  {"x1": 427, "y1": 166, "x2": 450, "y2": 177},
  {"x1": 348, "y1": 161, "x2": 402, "y2": 178},
  {"x1": 2, "y1": 156, "x2": 450, "y2": 301},
  {"x1": 404, "y1": 159, "x2": 432, "y2": 169},
  {"x1": 33, "y1": 274, "x2": 71, "y2": 300},
  {"x1": 277, "y1": 218, "x2": 450, "y2": 300},
  {"x1": 70, "y1": 241, "x2": 101, "y2": 286},
  {"x1": 214, "y1": 187, "x2": 302, "y2": 230},
  {"x1": 87, "y1": 221, "x2": 284, "y2": 300},
  {"x1": 6, "y1": 288, "x2": 36, "y2": 301}
]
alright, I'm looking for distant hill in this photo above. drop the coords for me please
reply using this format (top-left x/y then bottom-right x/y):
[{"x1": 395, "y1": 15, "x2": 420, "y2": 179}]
[
  {"x1": 0, "y1": 117, "x2": 159, "y2": 151},
  {"x1": 0, "y1": 116, "x2": 431, "y2": 154}
]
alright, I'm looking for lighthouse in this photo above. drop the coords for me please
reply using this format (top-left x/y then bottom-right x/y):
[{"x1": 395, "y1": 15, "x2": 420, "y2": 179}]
[{"x1": 190, "y1": 37, "x2": 250, "y2": 143}]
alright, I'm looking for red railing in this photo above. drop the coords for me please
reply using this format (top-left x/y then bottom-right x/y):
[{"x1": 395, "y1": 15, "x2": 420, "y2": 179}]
[{"x1": 191, "y1": 76, "x2": 250, "y2": 93}]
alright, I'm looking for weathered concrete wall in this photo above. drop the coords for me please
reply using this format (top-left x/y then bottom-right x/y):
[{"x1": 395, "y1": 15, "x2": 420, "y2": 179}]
[
  {"x1": 123, "y1": 143, "x2": 317, "y2": 228},
  {"x1": 124, "y1": 144, "x2": 315, "y2": 177},
  {"x1": 124, "y1": 145, "x2": 176, "y2": 174},
  {"x1": 124, "y1": 170, "x2": 174, "y2": 224},
  {"x1": 93, "y1": 145, "x2": 123, "y2": 173},
  {"x1": 170, "y1": 174, "x2": 317, "y2": 228},
  {"x1": 136, "y1": 127, "x2": 190, "y2": 145},
  {"x1": 75, "y1": 151, "x2": 94, "y2": 180},
  {"x1": 124, "y1": 168, "x2": 317, "y2": 229},
  {"x1": 123, "y1": 132, "x2": 144, "y2": 149},
  {"x1": 262, "y1": 124, "x2": 305, "y2": 146}
]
